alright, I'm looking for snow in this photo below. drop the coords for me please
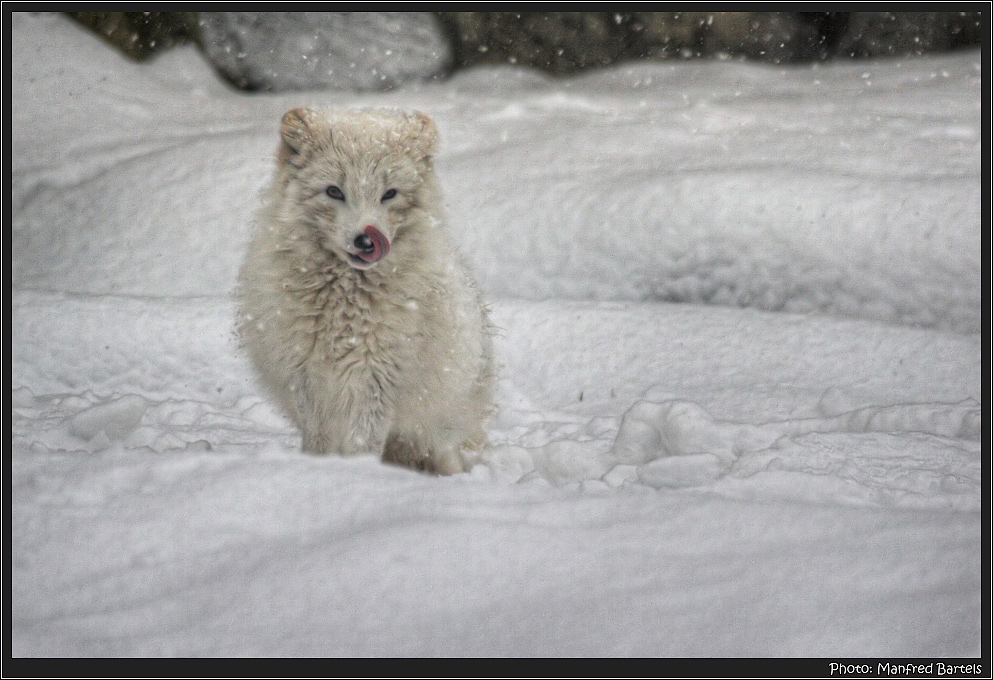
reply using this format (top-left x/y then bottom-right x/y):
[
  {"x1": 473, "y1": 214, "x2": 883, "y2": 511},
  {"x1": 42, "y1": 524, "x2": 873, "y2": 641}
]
[{"x1": 10, "y1": 13, "x2": 982, "y2": 657}]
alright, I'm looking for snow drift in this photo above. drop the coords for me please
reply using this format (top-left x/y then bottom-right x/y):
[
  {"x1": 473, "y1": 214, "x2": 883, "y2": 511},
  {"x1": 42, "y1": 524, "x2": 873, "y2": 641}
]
[{"x1": 10, "y1": 13, "x2": 982, "y2": 658}]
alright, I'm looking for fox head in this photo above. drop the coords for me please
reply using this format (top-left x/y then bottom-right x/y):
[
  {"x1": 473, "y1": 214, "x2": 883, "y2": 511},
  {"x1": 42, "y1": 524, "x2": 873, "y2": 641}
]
[{"x1": 273, "y1": 107, "x2": 440, "y2": 271}]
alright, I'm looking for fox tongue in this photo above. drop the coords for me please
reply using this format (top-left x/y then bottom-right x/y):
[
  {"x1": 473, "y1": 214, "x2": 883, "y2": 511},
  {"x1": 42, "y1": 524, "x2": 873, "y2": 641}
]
[{"x1": 358, "y1": 225, "x2": 390, "y2": 263}]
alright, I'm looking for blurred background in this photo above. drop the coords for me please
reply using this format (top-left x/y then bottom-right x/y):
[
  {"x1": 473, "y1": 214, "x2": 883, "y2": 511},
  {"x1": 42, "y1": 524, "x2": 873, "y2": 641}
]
[{"x1": 67, "y1": 11, "x2": 984, "y2": 91}]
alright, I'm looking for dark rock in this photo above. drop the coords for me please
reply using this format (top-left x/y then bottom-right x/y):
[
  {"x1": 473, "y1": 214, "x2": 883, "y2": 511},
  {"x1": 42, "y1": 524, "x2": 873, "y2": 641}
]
[
  {"x1": 833, "y1": 12, "x2": 984, "y2": 58},
  {"x1": 627, "y1": 12, "x2": 825, "y2": 63},
  {"x1": 67, "y1": 11, "x2": 196, "y2": 61},
  {"x1": 65, "y1": 11, "x2": 985, "y2": 83},
  {"x1": 704, "y1": 12, "x2": 825, "y2": 62},
  {"x1": 438, "y1": 12, "x2": 863, "y2": 70},
  {"x1": 195, "y1": 12, "x2": 452, "y2": 92},
  {"x1": 438, "y1": 12, "x2": 629, "y2": 74}
]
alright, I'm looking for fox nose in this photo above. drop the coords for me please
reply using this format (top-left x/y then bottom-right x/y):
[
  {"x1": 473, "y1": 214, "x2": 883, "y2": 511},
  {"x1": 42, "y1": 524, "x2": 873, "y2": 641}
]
[{"x1": 353, "y1": 233, "x2": 376, "y2": 254}]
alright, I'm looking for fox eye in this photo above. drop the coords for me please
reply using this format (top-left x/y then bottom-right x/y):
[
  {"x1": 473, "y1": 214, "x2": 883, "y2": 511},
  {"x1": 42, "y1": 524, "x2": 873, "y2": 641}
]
[
  {"x1": 326, "y1": 185, "x2": 345, "y2": 201},
  {"x1": 381, "y1": 189, "x2": 397, "y2": 202}
]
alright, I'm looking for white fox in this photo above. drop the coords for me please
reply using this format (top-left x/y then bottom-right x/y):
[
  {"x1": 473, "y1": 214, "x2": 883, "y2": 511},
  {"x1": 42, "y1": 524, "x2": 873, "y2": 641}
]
[{"x1": 238, "y1": 108, "x2": 495, "y2": 474}]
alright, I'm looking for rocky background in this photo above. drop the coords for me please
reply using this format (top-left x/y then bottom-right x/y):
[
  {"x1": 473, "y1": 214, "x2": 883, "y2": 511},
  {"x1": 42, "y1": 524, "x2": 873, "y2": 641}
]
[{"x1": 67, "y1": 11, "x2": 984, "y2": 92}]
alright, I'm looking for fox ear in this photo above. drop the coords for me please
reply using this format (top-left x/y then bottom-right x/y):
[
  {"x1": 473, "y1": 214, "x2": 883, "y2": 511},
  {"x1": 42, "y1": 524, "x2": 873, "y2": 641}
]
[
  {"x1": 407, "y1": 111, "x2": 438, "y2": 161},
  {"x1": 278, "y1": 108, "x2": 316, "y2": 166}
]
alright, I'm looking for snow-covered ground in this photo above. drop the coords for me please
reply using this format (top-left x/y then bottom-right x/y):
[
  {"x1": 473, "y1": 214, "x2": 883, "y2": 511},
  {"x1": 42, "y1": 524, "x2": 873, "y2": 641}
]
[{"x1": 10, "y1": 13, "x2": 982, "y2": 657}]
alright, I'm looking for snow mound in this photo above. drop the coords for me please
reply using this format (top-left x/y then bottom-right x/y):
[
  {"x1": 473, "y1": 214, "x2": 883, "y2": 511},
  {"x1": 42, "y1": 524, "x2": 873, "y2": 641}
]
[
  {"x1": 69, "y1": 395, "x2": 148, "y2": 440},
  {"x1": 10, "y1": 14, "x2": 981, "y2": 658},
  {"x1": 612, "y1": 397, "x2": 980, "y2": 510},
  {"x1": 11, "y1": 14, "x2": 981, "y2": 333}
]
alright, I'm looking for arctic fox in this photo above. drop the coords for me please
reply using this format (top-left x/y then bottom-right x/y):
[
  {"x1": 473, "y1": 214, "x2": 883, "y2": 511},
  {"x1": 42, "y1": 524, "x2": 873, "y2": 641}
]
[{"x1": 238, "y1": 107, "x2": 494, "y2": 475}]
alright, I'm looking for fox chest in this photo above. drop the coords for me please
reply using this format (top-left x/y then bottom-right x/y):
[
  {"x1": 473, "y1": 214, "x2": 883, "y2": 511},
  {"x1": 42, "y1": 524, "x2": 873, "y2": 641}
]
[{"x1": 298, "y1": 290, "x2": 423, "y2": 395}]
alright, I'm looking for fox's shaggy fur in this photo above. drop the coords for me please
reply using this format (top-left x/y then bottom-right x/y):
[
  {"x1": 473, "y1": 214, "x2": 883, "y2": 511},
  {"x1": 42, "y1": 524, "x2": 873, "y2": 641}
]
[{"x1": 238, "y1": 107, "x2": 494, "y2": 474}]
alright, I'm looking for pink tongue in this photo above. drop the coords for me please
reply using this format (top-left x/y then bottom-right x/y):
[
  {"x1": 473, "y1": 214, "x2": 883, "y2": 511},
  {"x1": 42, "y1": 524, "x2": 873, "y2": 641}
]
[{"x1": 357, "y1": 225, "x2": 390, "y2": 263}]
